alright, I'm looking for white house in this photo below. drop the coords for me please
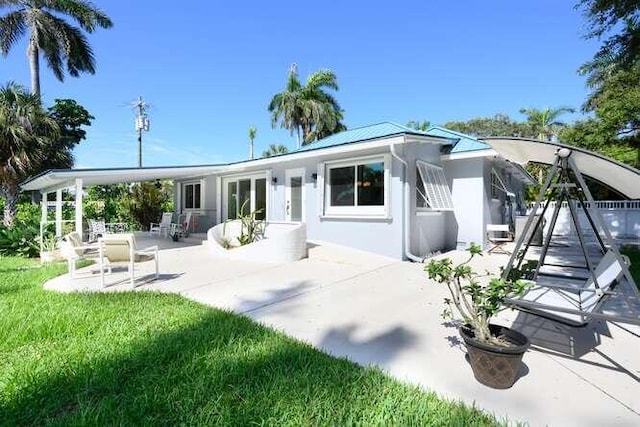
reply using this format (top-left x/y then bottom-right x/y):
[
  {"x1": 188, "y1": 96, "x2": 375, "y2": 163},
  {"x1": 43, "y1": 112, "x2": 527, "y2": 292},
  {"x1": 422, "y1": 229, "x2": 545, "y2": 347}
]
[{"x1": 22, "y1": 122, "x2": 539, "y2": 260}]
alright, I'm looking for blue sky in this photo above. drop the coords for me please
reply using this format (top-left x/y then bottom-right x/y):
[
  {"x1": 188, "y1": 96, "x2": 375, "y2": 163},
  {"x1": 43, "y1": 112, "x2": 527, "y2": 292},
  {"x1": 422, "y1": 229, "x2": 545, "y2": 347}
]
[{"x1": 1, "y1": 1, "x2": 599, "y2": 169}]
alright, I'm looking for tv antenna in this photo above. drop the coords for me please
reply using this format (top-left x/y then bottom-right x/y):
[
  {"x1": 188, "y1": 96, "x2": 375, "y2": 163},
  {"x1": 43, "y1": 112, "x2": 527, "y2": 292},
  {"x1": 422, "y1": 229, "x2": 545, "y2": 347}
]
[{"x1": 134, "y1": 96, "x2": 151, "y2": 168}]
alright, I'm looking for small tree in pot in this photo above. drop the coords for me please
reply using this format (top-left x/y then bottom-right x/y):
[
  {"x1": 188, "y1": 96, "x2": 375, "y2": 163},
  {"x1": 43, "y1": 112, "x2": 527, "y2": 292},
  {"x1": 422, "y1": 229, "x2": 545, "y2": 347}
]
[{"x1": 426, "y1": 243, "x2": 532, "y2": 388}]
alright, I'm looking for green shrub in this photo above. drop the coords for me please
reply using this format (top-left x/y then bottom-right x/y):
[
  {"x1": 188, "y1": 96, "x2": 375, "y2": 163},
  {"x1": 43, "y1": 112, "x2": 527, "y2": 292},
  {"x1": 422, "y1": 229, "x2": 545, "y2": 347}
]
[{"x1": 0, "y1": 224, "x2": 40, "y2": 257}]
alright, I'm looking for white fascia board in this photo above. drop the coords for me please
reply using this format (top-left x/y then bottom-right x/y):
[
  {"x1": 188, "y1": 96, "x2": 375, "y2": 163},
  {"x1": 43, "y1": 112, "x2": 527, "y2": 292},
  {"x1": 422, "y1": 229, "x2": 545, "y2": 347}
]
[
  {"x1": 440, "y1": 149, "x2": 498, "y2": 161},
  {"x1": 405, "y1": 135, "x2": 453, "y2": 145},
  {"x1": 220, "y1": 136, "x2": 407, "y2": 173},
  {"x1": 22, "y1": 165, "x2": 225, "y2": 192}
]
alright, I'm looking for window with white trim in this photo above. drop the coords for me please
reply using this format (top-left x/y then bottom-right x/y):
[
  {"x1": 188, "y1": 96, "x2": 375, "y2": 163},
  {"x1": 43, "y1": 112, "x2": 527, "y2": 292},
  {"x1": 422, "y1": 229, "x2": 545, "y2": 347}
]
[
  {"x1": 324, "y1": 156, "x2": 389, "y2": 216},
  {"x1": 416, "y1": 161, "x2": 454, "y2": 211},
  {"x1": 183, "y1": 182, "x2": 202, "y2": 209},
  {"x1": 222, "y1": 174, "x2": 267, "y2": 220}
]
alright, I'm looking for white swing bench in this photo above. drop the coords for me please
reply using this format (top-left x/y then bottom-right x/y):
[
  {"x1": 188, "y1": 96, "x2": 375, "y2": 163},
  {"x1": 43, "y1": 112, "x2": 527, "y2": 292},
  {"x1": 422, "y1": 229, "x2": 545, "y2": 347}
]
[{"x1": 506, "y1": 250, "x2": 627, "y2": 327}]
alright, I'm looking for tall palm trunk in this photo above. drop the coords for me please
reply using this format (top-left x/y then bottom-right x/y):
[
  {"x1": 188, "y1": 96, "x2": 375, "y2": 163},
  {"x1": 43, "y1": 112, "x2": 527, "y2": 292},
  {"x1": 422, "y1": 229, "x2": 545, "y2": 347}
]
[
  {"x1": 2, "y1": 181, "x2": 19, "y2": 228},
  {"x1": 28, "y1": 41, "x2": 40, "y2": 98}
]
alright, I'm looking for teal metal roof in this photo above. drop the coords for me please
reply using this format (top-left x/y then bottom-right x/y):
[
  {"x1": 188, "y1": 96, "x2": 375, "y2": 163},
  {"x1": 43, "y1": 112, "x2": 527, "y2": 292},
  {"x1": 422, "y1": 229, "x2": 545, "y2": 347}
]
[
  {"x1": 426, "y1": 126, "x2": 492, "y2": 154},
  {"x1": 293, "y1": 122, "x2": 449, "y2": 153}
]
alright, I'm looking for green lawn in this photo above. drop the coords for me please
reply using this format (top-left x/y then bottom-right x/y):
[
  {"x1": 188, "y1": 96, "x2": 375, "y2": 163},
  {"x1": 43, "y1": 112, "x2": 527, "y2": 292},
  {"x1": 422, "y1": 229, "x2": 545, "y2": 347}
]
[
  {"x1": 0, "y1": 257, "x2": 500, "y2": 426},
  {"x1": 621, "y1": 247, "x2": 640, "y2": 290}
]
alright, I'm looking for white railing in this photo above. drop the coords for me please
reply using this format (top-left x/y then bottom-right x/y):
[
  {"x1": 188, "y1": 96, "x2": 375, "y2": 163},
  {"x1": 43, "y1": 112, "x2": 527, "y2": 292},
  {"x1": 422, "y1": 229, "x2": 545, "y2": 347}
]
[
  {"x1": 526, "y1": 200, "x2": 640, "y2": 240},
  {"x1": 528, "y1": 200, "x2": 640, "y2": 210}
]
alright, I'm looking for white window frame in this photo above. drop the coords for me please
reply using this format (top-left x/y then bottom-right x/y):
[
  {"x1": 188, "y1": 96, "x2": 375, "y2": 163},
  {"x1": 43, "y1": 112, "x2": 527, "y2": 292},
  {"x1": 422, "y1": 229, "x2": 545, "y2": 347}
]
[
  {"x1": 416, "y1": 161, "x2": 454, "y2": 211},
  {"x1": 183, "y1": 181, "x2": 203, "y2": 210},
  {"x1": 323, "y1": 154, "x2": 390, "y2": 218},
  {"x1": 221, "y1": 173, "x2": 269, "y2": 220}
]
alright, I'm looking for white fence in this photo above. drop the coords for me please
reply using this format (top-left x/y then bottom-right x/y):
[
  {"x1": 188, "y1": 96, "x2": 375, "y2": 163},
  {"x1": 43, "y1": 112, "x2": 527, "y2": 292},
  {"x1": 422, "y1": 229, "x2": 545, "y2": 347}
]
[{"x1": 528, "y1": 200, "x2": 640, "y2": 241}]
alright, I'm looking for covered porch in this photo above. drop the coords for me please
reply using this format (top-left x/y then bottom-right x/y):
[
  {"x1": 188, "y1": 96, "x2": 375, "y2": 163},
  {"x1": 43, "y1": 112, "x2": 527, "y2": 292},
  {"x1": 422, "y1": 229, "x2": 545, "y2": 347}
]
[{"x1": 20, "y1": 165, "x2": 224, "y2": 241}]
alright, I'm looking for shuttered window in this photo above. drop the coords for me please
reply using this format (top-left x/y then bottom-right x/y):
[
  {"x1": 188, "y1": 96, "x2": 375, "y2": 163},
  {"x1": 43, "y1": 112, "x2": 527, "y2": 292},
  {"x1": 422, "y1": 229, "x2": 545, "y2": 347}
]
[{"x1": 416, "y1": 161, "x2": 454, "y2": 211}]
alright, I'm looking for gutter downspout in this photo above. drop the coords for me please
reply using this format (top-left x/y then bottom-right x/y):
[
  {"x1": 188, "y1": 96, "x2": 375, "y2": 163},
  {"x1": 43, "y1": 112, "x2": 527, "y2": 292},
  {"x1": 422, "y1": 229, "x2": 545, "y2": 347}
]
[{"x1": 390, "y1": 141, "x2": 425, "y2": 263}]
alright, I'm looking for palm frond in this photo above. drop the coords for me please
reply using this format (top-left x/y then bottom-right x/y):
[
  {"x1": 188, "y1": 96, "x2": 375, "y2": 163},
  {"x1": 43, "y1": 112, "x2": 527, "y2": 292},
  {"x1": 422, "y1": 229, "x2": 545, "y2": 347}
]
[
  {"x1": 37, "y1": 12, "x2": 96, "y2": 79},
  {"x1": 0, "y1": 11, "x2": 27, "y2": 55},
  {"x1": 42, "y1": 0, "x2": 113, "y2": 32}
]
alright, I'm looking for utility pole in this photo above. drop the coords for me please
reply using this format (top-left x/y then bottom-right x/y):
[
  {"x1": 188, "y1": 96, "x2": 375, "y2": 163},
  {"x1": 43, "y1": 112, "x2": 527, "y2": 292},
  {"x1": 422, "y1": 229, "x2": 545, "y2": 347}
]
[{"x1": 134, "y1": 96, "x2": 150, "y2": 168}]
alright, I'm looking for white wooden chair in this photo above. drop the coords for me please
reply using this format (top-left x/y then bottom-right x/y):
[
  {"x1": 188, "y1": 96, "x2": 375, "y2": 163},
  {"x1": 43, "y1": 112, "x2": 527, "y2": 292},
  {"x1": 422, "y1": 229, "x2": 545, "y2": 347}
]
[
  {"x1": 486, "y1": 224, "x2": 514, "y2": 254},
  {"x1": 98, "y1": 233, "x2": 159, "y2": 287},
  {"x1": 59, "y1": 231, "x2": 102, "y2": 278},
  {"x1": 150, "y1": 212, "x2": 173, "y2": 237},
  {"x1": 88, "y1": 219, "x2": 107, "y2": 242},
  {"x1": 169, "y1": 211, "x2": 192, "y2": 240}
]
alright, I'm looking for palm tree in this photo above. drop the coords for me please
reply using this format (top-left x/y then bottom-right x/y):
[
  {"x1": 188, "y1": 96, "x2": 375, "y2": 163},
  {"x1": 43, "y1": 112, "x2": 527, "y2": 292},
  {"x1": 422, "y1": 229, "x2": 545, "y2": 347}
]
[
  {"x1": 306, "y1": 109, "x2": 347, "y2": 142},
  {"x1": 519, "y1": 106, "x2": 575, "y2": 141},
  {"x1": 248, "y1": 126, "x2": 256, "y2": 160},
  {"x1": 0, "y1": 82, "x2": 59, "y2": 227},
  {"x1": 0, "y1": 0, "x2": 113, "y2": 97},
  {"x1": 261, "y1": 144, "x2": 289, "y2": 158},
  {"x1": 268, "y1": 63, "x2": 343, "y2": 147},
  {"x1": 406, "y1": 120, "x2": 431, "y2": 131}
]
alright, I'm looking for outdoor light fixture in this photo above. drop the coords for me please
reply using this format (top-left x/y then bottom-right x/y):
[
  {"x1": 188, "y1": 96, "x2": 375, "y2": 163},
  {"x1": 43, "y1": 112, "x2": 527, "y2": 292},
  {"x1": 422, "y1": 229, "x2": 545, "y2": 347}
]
[
  {"x1": 272, "y1": 177, "x2": 278, "y2": 184},
  {"x1": 311, "y1": 173, "x2": 318, "y2": 182}
]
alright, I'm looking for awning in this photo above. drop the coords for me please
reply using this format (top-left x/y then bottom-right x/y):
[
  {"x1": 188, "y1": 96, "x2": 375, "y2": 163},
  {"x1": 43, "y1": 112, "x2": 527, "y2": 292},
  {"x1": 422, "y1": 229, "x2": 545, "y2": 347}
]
[
  {"x1": 20, "y1": 164, "x2": 224, "y2": 193},
  {"x1": 481, "y1": 137, "x2": 640, "y2": 199}
]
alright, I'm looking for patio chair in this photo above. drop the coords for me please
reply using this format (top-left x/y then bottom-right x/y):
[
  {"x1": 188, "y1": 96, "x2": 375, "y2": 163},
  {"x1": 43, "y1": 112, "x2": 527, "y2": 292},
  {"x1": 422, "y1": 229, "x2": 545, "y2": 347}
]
[
  {"x1": 169, "y1": 211, "x2": 192, "y2": 240},
  {"x1": 59, "y1": 231, "x2": 103, "y2": 278},
  {"x1": 486, "y1": 224, "x2": 514, "y2": 254},
  {"x1": 88, "y1": 219, "x2": 107, "y2": 242},
  {"x1": 98, "y1": 233, "x2": 159, "y2": 287},
  {"x1": 150, "y1": 212, "x2": 173, "y2": 237}
]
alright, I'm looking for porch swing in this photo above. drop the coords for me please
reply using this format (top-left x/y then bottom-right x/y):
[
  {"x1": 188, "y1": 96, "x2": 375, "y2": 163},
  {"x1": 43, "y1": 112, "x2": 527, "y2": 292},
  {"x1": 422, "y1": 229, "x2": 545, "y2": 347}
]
[{"x1": 502, "y1": 148, "x2": 640, "y2": 327}]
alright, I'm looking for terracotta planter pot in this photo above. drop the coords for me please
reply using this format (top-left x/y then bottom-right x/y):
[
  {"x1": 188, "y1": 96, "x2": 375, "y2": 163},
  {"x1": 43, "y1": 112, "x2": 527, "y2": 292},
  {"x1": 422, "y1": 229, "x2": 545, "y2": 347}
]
[{"x1": 459, "y1": 324, "x2": 530, "y2": 389}]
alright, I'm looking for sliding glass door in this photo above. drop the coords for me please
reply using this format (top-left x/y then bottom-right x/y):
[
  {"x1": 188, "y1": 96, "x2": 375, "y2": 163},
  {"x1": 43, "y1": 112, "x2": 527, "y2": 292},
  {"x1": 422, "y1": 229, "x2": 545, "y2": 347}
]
[{"x1": 222, "y1": 175, "x2": 267, "y2": 220}]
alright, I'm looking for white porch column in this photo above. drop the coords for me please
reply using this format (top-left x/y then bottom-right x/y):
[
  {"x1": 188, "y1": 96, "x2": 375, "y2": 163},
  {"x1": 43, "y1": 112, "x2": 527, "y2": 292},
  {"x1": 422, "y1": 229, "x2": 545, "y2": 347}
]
[
  {"x1": 41, "y1": 191, "x2": 48, "y2": 231},
  {"x1": 75, "y1": 179, "x2": 83, "y2": 240},
  {"x1": 55, "y1": 189, "x2": 63, "y2": 237}
]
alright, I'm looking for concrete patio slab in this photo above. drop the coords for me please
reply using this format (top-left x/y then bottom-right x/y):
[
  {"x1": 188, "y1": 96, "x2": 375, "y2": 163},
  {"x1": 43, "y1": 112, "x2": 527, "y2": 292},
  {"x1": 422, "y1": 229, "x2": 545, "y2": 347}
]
[{"x1": 42, "y1": 239, "x2": 640, "y2": 426}]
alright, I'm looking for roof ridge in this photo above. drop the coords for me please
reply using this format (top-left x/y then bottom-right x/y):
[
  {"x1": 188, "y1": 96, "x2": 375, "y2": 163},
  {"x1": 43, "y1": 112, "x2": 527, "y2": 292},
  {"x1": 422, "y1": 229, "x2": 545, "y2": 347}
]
[{"x1": 427, "y1": 125, "x2": 482, "y2": 140}]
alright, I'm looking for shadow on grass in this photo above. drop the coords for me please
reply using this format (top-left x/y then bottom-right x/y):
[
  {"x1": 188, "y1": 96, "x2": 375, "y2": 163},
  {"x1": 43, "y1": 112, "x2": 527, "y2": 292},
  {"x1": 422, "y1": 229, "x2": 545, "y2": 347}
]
[{"x1": 0, "y1": 305, "x2": 491, "y2": 425}]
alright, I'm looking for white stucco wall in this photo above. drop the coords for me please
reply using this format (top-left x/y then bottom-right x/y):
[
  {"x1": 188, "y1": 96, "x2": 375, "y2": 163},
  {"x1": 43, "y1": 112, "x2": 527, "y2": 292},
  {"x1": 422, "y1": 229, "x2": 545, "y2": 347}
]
[
  {"x1": 403, "y1": 142, "x2": 451, "y2": 257},
  {"x1": 444, "y1": 157, "x2": 486, "y2": 250},
  {"x1": 173, "y1": 175, "x2": 217, "y2": 233},
  {"x1": 180, "y1": 140, "x2": 490, "y2": 260}
]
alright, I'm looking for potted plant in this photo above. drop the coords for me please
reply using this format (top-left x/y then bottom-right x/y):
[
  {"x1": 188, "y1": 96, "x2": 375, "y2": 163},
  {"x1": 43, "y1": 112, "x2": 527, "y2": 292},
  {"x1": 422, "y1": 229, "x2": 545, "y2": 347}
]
[
  {"x1": 40, "y1": 234, "x2": 59, "y2": 263},
  {"x1": 425, "y1": 243, "x2": 532, "y2": 389}
]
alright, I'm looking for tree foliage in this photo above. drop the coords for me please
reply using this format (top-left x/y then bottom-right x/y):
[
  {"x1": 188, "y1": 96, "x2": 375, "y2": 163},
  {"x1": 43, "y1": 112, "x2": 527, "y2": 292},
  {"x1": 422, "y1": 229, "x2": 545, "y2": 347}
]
[
  {"x1": 0, "y1": 0, "x2": 113, "y2": 97},
  {"x1": 577, "y1": 0, "x2": 640, "y2": 76},
  {"x1": 443, "y1": 114, "x2": 526, "y2": 138},
  {"x1": 518, "y1": 106, "x2": 575, "y2": 141},
  {"x1": 575, "y1": 0, "x2": 640, "y2": 164},
  {"x1": 268, "y1": 63, "x2": 344, "y2": 146},
  {"x1": 0, "y1": 82, "x2": 59, "y2": 227},
  {"x1": 37, "y1": 98, "x2": 94, "y2": 171},
  {"x1": 261, "y1": 144, "x2": 289, "y2": 158},
  {"x1": 118, "y1": 182, "x2": 174, "y2": 231},
  {"x1": 406, "y1": 120, "x2": 431, "y2": 131}
]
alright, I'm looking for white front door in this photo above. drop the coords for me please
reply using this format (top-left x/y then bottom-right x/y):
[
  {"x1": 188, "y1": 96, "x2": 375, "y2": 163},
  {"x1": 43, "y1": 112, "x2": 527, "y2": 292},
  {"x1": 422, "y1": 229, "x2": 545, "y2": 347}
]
[{"x1": 285, "y1": 168, "x2": 305, "y2": 222}]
